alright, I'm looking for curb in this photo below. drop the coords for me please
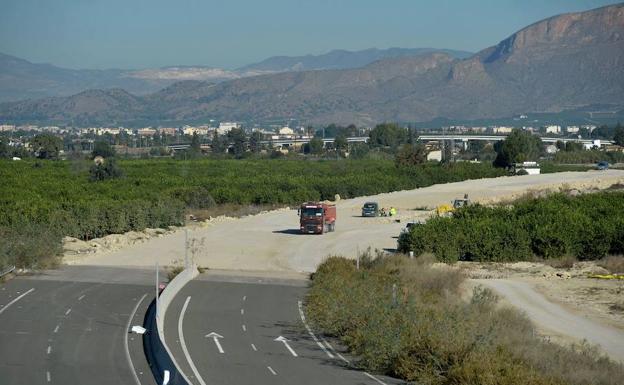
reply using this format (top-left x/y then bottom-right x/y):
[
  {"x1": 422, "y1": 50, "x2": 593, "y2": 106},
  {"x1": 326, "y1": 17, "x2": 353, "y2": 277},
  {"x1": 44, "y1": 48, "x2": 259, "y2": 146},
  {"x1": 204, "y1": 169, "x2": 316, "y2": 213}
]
[{"x1": 143, "y1": 265, "x2": 199, "y2": 385}]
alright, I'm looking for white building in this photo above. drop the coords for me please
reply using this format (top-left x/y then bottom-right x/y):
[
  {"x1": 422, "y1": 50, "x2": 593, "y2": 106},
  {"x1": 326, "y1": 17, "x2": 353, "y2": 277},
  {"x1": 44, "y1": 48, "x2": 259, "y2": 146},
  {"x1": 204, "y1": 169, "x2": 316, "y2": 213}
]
[
  {"x1": 427, "y1": 150, "x2": 442, "y2": 162},
  {"x1": 491, "y1": 126, "x2": 513, "y2": 134},
  {"x1": 278, "y1": 126, "x2": 295, "y2": 136},
  {"x1": 545, "y1": 125, "x2": 561, "y2": 134},
  {"x1": 217, "y1": 122, "x2": 240, "y2": 135},
  {"x1": 584, "y1": 139, "x2": 601, "y2": 150},
  {"x1": 566, "y1": 126, "x2": 580, "y2": 134},
  {"x1": 0, "y1": 124, "x2": 16, "y2": 132}
]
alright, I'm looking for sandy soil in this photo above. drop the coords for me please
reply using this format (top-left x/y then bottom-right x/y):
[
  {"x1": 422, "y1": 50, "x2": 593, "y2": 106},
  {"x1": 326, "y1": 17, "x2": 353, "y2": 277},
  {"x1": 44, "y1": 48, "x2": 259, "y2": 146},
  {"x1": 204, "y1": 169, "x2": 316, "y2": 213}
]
[{"x1": 67, "y1": 170, "x2": 624, "y2": 272}]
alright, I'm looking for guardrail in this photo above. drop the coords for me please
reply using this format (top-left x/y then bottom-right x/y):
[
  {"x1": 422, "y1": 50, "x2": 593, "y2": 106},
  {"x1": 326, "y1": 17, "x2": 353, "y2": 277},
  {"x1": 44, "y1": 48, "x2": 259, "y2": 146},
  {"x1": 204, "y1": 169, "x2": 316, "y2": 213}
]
[
  {"x1": 0, "y1": 265, "x2": 15, "y2": 279},
  {"x1": 143, "y1": 264, "x2": 198, "y2": 385}
]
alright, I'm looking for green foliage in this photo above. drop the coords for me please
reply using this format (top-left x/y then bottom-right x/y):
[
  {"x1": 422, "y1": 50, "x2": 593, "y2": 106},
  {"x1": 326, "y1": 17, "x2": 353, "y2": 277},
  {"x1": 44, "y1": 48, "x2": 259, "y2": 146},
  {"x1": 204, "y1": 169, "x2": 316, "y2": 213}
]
[
  {"x1": 92, "y1": 141, "x2": 116, "y2": 159},
  {"x1": 394, "y1": 143, "x2": 428, "y2": 168},
  {"x1": 31, "y1": 133, "x2": 63, "y2": 160},
  {"x1": 306, "y1": 256, "x2": 622, "y2": 385},
  {"x1": 399, "y1": 191, "x2": 624, "y2": 262},
  {"x1": 309, "y1": 137, "x2": 324, "y2": 155},
  {"x1": 227, "y1": 128, "x2": 247, "y2": 157},
  {"x1": 553, "y1": 149, "x2": 624, "y2": 164},
  {"x1": 368, "y1": 123, "x2": 408, "y2": 149},
  {"x1": 614, "y1": 124, "x2": 624, "y2": 146},
  {"x1": 89, "y1": 158, "x2": 123, "y2": 181},
  {"x1": 494, "y1": 129, "x2": 542, "y2": 168}
]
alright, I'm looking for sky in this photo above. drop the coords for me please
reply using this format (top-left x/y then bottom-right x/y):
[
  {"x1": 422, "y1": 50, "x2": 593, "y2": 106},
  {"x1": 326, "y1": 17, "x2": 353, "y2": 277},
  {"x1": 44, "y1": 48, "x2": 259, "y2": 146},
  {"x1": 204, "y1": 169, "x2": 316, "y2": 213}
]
[{"x1": 0, "y1": 0, "x2": 620, "y2": 70}]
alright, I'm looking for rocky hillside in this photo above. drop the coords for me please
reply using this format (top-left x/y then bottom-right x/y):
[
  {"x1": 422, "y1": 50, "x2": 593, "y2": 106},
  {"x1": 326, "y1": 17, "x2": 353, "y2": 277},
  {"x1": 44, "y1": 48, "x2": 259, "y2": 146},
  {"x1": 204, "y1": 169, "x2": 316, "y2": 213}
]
[{"x1": 1, "y1": 3, "x2": 622, "y2": 126}]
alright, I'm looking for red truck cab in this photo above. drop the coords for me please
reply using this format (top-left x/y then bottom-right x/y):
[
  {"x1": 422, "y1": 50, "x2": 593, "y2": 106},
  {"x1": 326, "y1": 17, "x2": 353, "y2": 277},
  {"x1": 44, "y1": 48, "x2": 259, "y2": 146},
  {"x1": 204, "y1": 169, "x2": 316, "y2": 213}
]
[{"x1": 299, "y1": 202, "x2": 336, "y2": 234}]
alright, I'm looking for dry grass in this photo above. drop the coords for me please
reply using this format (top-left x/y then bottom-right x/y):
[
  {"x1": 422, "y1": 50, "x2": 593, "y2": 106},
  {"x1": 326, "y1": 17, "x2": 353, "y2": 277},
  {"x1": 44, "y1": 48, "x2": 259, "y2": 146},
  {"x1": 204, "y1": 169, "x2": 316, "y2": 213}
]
[
  {"x1": 597, "y1": 256, "x2": 624, "y2": 274},
  {"x1": 542, "y1": 256, "x2": 577, "y2": 269},
  {"x1": 306, "y1": 255, "x2": 624, "y2": 385}
]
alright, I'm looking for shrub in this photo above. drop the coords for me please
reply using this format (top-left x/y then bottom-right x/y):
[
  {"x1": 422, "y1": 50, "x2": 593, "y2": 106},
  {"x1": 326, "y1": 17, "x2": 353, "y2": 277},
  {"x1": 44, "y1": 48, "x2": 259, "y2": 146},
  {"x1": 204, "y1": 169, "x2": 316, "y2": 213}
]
[
  {"x1": 400, "y1": 191, "x2": 624, "y2": 262},
  {"x1": 305, "y1": 255, "x2": 624, "y2": 385}
]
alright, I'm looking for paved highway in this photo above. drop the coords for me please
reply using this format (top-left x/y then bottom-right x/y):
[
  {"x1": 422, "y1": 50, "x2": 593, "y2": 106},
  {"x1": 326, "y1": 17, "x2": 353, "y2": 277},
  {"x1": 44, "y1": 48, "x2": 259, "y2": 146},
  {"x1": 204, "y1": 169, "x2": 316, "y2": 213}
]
[
  {"x1": 164, "y1": 273, "x2": 403, "y2": 385},
  {"x1": 0, "y1": 266, "x2": 157, "y2": 385}
]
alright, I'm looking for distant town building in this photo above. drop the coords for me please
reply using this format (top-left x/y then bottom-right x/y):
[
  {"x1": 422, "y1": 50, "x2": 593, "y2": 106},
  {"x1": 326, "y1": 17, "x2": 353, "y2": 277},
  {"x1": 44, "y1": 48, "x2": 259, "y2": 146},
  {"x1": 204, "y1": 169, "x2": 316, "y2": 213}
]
[
  {"x1": 545, "y1": 125, "x2": 562, "y2": 134},
  {"x1": 138, "y1": 128, "x2": 157, "y2": 136},
  {"x1": 0, "y1": 124, "x2": 16, "y2": 132},
  {"x1": 566, "y1": 126, "x2": 580, "y2": 134},
  {"x1": 427, "y1": 150, "x2": 442, "y2": 162},
  {"x1": 545, "y1": 145, "x2": 559, "y2": 154},
  {"x1": 217, "y1": 122, "x2": 240, "y2": 135},
  {"x1": 278, "y1": 126, "x2": 295, "y2": 136},
  {"x1": 491, "y1": 126, "x2": 513, "y2": 134}
]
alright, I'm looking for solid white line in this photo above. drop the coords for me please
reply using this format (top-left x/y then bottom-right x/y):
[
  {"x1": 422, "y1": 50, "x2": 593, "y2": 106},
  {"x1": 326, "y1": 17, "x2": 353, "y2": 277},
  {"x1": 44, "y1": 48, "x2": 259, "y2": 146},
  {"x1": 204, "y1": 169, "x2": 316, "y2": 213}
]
[
  {"x1": 297, "y1": 300, "x2": 334, "y2": 358},
  {"x1": 251, "y1": 343, "x2": 257, "y2": 351},
  {"x1": 124, "y1": 293, "x2": 147, "y2": 385},
  {"x1": 64, "y1": 308, "x2": 71, "y2": 316},
  {"x1": 78, "y1": 294, "x2": 85, "y2": 301},
  {"x1": 179, "y1": 297, "x2": 208, "y2": 385},
  {"x1": 47, "y1": 346, "x2": 52, "y2": 355},
  {"x1": 242, "y1": 324, "x2": 246, "y2": 332},
  {"x1": 53, "y1": 325, "x2": 60, "y2": 334},
  {"x1": 46, "y1": 371, "x2": 51, "y2": 382},
  {"x1": 0, "y1": 288, "x2": 34, "y2": 315},
  {"x1": 267, "y1": 366, "x2": 277, "y2": 375},
  {"x1": 364, "y1": 372, "x2": 388, "y2": 385},
  {"x1": 336, "y1": 353, "x2": 350, "y2": 364},
  {"x1": 320, "y1": 336, "x2": 350, "y2": 363}
]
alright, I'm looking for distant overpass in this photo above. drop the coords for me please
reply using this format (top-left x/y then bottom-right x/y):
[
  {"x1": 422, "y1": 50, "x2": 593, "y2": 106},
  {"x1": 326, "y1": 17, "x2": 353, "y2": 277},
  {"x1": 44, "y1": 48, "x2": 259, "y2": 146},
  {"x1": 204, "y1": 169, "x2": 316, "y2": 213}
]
[
  {"x1": 417, "y1": 134, "x2": 614, "y2": 145},
  {"x1": 166, "y1": 134, "x2": 613, "y2": 151}
]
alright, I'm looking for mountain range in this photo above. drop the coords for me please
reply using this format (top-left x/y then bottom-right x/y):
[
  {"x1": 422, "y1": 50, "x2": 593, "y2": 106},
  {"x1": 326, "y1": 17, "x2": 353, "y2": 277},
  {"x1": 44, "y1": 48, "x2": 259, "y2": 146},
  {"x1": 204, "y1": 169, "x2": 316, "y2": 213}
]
[
  {"x1": 0, "y1": 48, "x2": 471, "y2": 103},
  {"x1": 1, "y1": 3, "x2": 623, "y2": 126}
]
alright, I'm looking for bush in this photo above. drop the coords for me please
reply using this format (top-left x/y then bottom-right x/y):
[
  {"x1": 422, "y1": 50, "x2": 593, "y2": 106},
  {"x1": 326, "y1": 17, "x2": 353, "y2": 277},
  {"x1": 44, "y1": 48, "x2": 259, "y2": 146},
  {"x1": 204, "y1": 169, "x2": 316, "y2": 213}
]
[
  {"x1": 400, "y1": 191, "x2": 624, "y2": 262},
  {"x1": 306, "y1": 255, "x2": 624, "y2": 385}
]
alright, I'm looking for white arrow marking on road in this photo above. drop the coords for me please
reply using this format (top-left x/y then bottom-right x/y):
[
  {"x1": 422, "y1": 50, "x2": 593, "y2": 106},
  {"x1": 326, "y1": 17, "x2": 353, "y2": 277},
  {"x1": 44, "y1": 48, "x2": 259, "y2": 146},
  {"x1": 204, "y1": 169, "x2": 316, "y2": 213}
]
[
  {"x1": 274, "y1": 336, "x2": 298, "y2": 357},
  {"x1": 205, "y1": 332, "x2": 225, "y2": 354}
]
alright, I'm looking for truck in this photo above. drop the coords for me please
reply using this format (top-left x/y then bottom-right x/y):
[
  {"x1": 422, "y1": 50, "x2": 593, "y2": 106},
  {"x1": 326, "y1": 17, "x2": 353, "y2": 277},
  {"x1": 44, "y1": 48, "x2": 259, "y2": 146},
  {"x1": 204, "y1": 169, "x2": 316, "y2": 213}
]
[{"x1": 298, "y1": 202, "x2": 336, "y2": 234}]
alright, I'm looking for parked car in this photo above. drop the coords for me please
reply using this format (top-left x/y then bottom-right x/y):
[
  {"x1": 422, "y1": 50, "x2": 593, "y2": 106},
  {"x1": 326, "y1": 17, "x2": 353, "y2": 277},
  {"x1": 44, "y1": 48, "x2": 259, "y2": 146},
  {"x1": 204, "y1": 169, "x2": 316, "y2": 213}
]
[
  {"x1": 361, "y1": 202, "x2": 379, "y2": 217},
  {"x1": 596, "y1": 161, "x2": 610, "y2": 170}
]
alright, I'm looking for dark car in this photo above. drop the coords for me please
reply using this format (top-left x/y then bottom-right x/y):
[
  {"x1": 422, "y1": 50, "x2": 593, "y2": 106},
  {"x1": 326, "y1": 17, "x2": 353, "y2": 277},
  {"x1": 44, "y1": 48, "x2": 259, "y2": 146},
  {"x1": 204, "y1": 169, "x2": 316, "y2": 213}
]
[
  {"x1": 361, "y1": 202, "x2": 379, "y2": 217},
  {"x1": 597, "y1": 161, "x2": 610, "y2": 170}
]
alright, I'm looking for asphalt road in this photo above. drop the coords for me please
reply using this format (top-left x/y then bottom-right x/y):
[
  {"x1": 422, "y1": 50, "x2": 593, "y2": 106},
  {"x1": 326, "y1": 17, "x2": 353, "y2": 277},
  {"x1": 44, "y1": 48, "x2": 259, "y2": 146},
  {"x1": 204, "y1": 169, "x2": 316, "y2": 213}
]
[
  {"x1": 476, "y1": 279, "x2": 624, "y2": 363},
  {"x1": 164, "y1": 275, "x2": 403, "y2": 385},
  {"x1": 0, "y1": 266, "x2": 157, "y2": 385}
]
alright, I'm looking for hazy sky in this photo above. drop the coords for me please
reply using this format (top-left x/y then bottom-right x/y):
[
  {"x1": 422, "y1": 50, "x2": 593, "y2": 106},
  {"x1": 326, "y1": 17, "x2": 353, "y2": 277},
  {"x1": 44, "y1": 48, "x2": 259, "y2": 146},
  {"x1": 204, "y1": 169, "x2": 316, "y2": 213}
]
[{"x1": 0, "y1": 0, "x2": 619, "y2": 70}]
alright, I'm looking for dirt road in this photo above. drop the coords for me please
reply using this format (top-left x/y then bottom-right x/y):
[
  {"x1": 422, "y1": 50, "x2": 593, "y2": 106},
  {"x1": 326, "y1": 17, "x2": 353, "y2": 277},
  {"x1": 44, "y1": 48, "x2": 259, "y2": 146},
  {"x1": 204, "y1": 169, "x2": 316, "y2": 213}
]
[
  {"x1": 70, "y1": 170, "x2": 624, "y2": 272},
  {"x1": 476, "y1": 279, "x2": 624, "y2": 363}
]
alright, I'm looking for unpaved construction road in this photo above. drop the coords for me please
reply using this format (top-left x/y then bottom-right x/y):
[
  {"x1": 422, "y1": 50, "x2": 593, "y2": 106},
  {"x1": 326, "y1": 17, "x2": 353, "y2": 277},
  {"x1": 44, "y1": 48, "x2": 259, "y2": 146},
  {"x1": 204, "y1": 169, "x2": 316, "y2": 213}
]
[
  {"x1": 476, "y1": 279, "x2": 624, "y2": 363},
  {"x1": 71, "y1": 170, "x2": 624, "y2": 272}
]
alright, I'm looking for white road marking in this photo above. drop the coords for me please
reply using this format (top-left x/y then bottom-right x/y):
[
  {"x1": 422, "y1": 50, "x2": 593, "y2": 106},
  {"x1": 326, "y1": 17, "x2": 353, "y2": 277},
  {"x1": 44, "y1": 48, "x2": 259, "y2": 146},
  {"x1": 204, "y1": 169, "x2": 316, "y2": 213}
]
[
  {"x1": 297, "y1": 300, "x2": 334, "y2": 358},
  {"x1": 267, "y1": 366, "x2": 277, "y2": 375},
  {"x1": 64, "y1": 308, "x2": 71, "y2": 316},
  {"x1": 46, "y1": 371, "x2": 51, "y2": 382},
  {"x1": 364, "y1": 372, "x2": 388, "y2": 385},
  {"x1": 53, "y1": 325, "x2": 60, "y2": 334},
  {"x1": 78, "y1": 294, "x2": 85, "y2": 301},
  {"x1": 240, "y1": 308, "x2": 244, "y2": 315},
  {"x1": 205, "y1": 332, "x2": 225, "y2": 354},
  {"x1": 242, "y1": 324, "x2": 246, "y2": 332},
  {"x1": 242, "y1": 295, "x2": 246, "y2": 301},
  {"x1": 0, "y1": 288, "x2": 34, "y2": 315},
  {"x1": 274, "y1": 336, "x2": 298, "y2": 357},
  {"x1": 251, "y1": 343, "x2": 257, "y2": 351},
  {"x1": 321, "y1": 336, "x2": 351, "y2": 363},
  {"x1": 124, "y1": 293, "x2": 147, "y2": 385},
  {"x1": 179, "y1": 297, "x2": 208, "y2": 385},
  {"x1": 337, "y1": 352, "x2": 350, "y2": 363},
  {"x1": 47, "y1": 346, "x2": 52, "y2": 355}
]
